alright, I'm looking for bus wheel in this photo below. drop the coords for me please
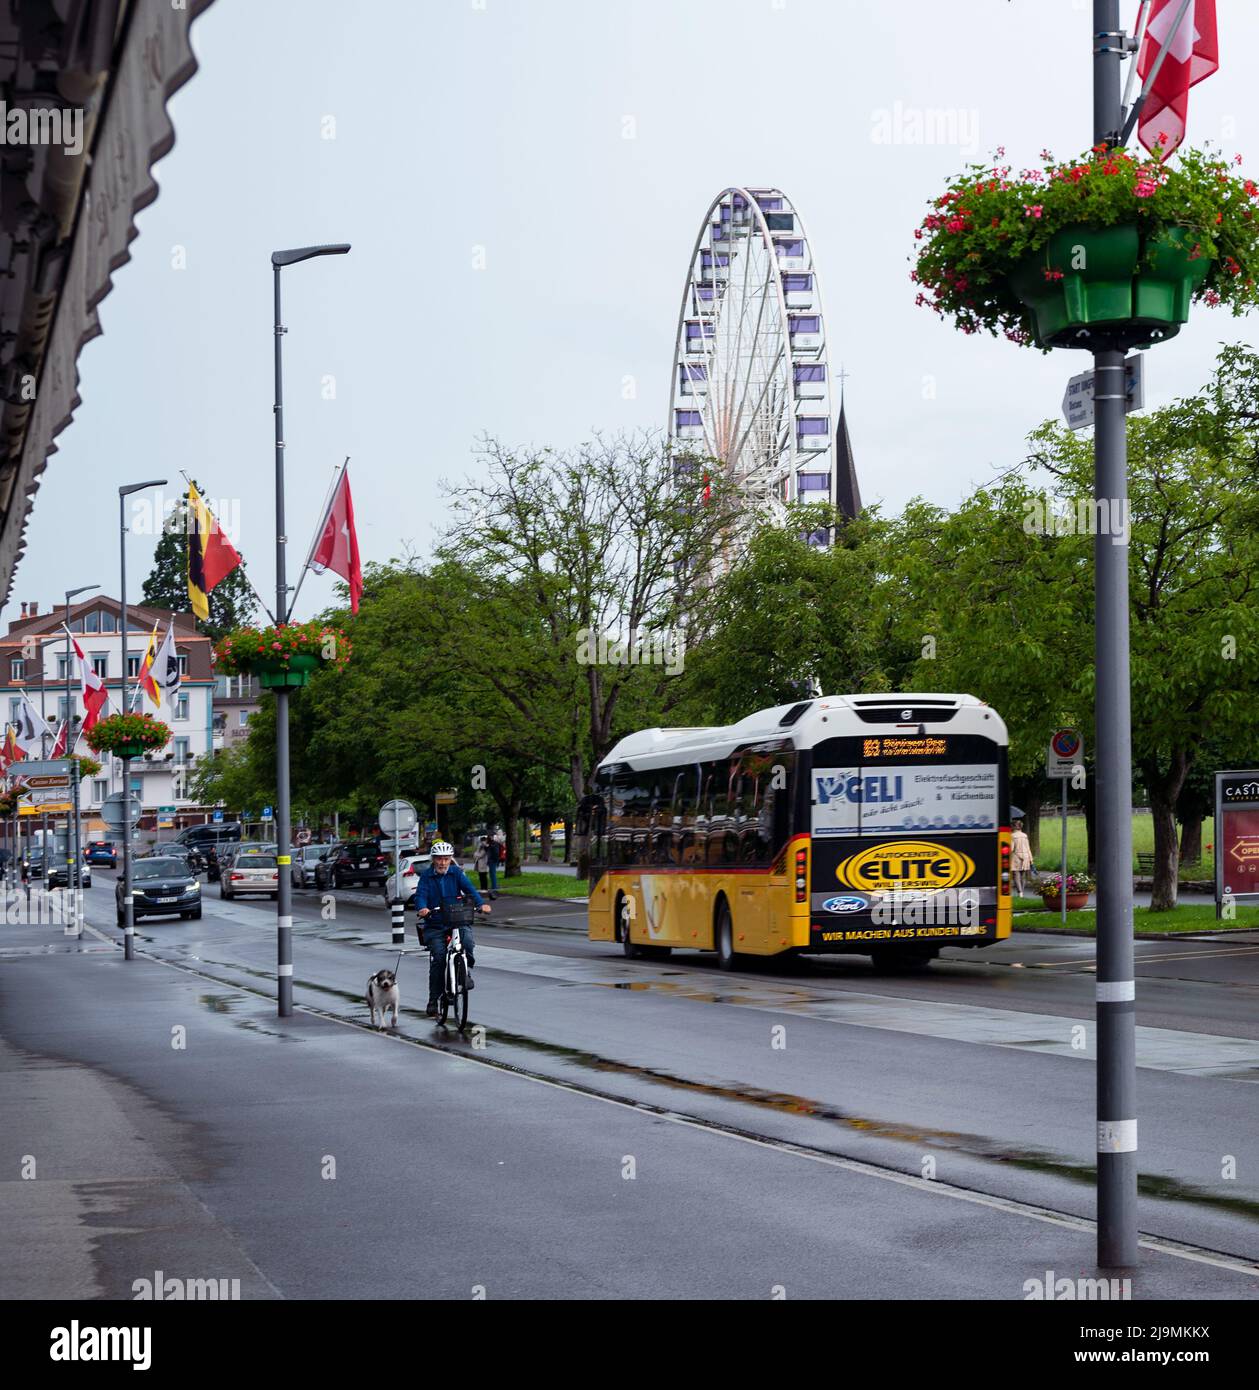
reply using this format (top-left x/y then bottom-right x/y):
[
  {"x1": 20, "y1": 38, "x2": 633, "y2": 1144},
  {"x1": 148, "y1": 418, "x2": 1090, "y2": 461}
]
[
  {"x1": 715, "y1": 900, "x2": 738, "y2": 972},
  {"x1": 871, "y1": 947, "x2": 938, "y2": 975},
  {"x1": 617, "y1": 895, "x2": 643, "y2": 959}
]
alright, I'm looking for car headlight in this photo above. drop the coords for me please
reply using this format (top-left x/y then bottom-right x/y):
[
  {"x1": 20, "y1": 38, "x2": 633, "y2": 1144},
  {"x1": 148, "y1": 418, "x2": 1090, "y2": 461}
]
[
  {"x1": 132, "y1": 888, "x2": 147, "y2": 898},
  {"x1": 186, "y1": 881, "x2": 199, "y2": 893}
]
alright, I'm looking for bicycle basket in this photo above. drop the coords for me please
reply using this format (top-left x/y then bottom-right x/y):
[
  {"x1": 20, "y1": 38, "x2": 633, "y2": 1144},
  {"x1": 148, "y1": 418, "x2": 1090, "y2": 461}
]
[{"x1": 437, "y1": 898, "x2": 475, "y2": 929}]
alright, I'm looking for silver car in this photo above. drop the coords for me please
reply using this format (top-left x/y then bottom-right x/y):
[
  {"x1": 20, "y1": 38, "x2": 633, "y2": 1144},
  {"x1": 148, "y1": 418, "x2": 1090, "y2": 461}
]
[{"x1": 291, "y1": 843, "x2": 332, "y2": 888}]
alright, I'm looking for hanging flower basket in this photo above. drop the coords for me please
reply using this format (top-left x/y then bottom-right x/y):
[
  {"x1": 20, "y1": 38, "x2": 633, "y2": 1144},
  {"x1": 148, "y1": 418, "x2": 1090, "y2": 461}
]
[
  {"x1": 69, "y1": 754, "x2": 102, "y2": 780},
  {"x1": 213, "y1": 622, "x2": 351, "y2": 690},
  {"x1": 913, "y1": 143, "x2": 1259, "y2": 350},
  {"x1": 85, "y1": 712, "x2": 171, "y2": 760}
]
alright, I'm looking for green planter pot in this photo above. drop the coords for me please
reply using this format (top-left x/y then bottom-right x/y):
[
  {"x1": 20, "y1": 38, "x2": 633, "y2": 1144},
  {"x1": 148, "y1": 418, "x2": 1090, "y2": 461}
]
[
  {"x1": 1009, "y1": 224, "x2": 1208, "y2": 350},
  {"x1": 256, "y1": 653, "x2": 321, "y2": 689},
  {"x1": 111, "y1": 742, "x2": 148, "y2": 759}
]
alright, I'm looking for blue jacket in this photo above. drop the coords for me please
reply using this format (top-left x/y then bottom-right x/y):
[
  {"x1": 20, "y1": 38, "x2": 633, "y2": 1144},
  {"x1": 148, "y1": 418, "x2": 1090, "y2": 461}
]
[{"x1": 412, "y1": 863, "x2": 484, "y2": 913}]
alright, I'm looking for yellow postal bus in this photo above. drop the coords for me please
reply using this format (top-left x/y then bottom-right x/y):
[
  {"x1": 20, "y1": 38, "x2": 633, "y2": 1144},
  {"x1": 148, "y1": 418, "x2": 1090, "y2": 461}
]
[{"x1": 583, "y1": 692, "x2": 1012, "y2": 972}]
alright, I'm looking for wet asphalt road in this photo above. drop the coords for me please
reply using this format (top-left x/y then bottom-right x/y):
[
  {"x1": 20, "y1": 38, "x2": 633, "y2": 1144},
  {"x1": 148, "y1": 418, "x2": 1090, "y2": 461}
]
[{"x1": 2, "y1": 874, "x2": 1258, "y2": 1299}]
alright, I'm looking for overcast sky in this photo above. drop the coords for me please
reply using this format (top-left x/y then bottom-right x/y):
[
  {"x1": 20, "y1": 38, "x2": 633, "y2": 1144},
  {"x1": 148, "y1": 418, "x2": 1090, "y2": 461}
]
[{"x1": 6, "y1": 0, "x2": 1256, "y2": 626}]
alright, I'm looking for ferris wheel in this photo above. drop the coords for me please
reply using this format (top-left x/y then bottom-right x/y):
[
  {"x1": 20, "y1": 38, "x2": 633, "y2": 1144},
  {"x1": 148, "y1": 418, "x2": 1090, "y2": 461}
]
[{"x1": 668, "y1": 187, "x2": 837, "y2": 525}]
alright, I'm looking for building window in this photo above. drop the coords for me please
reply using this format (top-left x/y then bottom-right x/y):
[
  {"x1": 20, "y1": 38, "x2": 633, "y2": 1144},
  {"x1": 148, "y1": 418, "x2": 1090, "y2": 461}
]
[
  {"x1": 9, "y1": 697, "x2": 22, "y2": 723},
  {"x1": 93, "y1": 779, "x2": 108, "y2": 803},
  {"x1": 239, "y1": 709, "x2": 251, "y2": 726},
  {"x1": 177, "y1": 653, "x2": 189, "y2": 676},
  {"x1": 57, "y1": 654, "x2": 71, "y2": 679},
  {"x1": 84, "y1": 610, "x2": 100, "y2": 633},
  {"x1": 101, "y1": 612, "x2": 116, "y2": 632},
  {"x1": 9, "y1": 658, "x2": 23, "y2": 681},
  {"x1": 57, "y1": 696, "x2": 72, "y2": 725},
  {"x1": 174, "y1": 737, "x2": 190, "y2": 764},
  {"x1": 91, "y1": 654, "x2": 108, "y2": 679},
  {"x1": 127, "y1": 656, "x2": 141, "y2": 678},
  {"x1": 175, "y1": 694, "x2": 189, "y2": 721}
]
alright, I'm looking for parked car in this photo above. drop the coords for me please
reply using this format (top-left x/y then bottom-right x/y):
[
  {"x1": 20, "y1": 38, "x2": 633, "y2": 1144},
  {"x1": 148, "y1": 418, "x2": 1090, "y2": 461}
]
[
  {"x1": 291, "y1": 843, "x2": 333, "y2": 888},
  {"x1": 391, "y1": 852, "x2": 432, "y2": 901},
  {"x1": 219, "y1": 852, "x2": 280, "y2": 900},
  {"x1": 311, "y1": 844, "x2": 343, "y2": 890},
  {"x1": 316, "y1": 840, "x2": 389, "y2": 891},
  {"x1": 116, "y1": 857, "x2": 202, "y2": 922},
  {"x1": 25, "y1": 847, "x2": 46, "y2": 880},
  {"x1": 85, "y1": 840, "x2": 118, "y2": 868}
]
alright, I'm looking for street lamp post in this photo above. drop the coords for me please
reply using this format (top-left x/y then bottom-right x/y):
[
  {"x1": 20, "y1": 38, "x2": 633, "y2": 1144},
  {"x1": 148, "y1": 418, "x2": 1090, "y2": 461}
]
[
  {"x1": 271, "y1": 243, "x2": 350, "y2": 1017},
  {"x1": 119, "y1": 481, "x2": 166, "y2": 961},
  {"x1": 64, "y1": 584, "x2": 99, "y2": 932},
  {"x1": 1092, "y1": 0, "x2": 1138, "y2": 1270}
]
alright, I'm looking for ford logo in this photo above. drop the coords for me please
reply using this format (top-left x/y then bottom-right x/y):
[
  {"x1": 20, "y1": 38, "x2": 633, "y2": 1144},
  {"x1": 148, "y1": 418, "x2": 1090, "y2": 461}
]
[{"x1": 822, "y1": 895, "x2": 868, "y2": 914}]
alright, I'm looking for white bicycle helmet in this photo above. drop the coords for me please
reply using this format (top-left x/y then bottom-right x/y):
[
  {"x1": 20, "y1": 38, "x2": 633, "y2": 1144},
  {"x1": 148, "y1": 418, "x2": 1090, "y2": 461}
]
[{"x1": 430, "y1": 841, "x2": 454, "y2": 857}]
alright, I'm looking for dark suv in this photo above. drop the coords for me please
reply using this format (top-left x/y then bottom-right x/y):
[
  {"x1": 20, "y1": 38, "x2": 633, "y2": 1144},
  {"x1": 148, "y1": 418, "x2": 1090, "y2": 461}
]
[{"x1": 316, "y1": 841, "x2": 388, "y2": 891}]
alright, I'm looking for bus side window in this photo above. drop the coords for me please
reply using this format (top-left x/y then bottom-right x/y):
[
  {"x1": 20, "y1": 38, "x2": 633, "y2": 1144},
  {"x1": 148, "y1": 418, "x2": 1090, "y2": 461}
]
[
  {"x1": 722, "y1": 765, "x2": 742, "y2": 864},
  {"x1": 706, "y1": 766, "x2": 729, "y2": 866}
]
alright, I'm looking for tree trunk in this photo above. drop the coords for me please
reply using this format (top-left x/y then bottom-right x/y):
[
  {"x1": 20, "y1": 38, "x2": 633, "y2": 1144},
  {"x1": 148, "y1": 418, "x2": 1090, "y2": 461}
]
[
  {"x1": 563, "y1": 815, "x2": 573, "y2": 865},
  {"x1": 1178, "y1": 812, "x2": 1203, "y2": 867},
  {"x1": 540, "y1": 819, "x2": 552, "y2": 863},
  {"x1": 1141, "y1": 751, "x2": 1190, "y2": 912},
  {"x1": 1149, "y1": 793, "x2": 1180, "y2": 911},
  {"x1": 570, "y1": 753, "x2": 591, "y2": 878}
]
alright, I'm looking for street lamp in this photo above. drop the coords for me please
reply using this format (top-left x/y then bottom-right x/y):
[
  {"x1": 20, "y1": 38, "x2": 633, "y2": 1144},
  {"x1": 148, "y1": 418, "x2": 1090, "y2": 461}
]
[
  {"x1": 64, "y1": 583, "x2": 99, "y2": 930},
  {"x1": 271, "y1": 243, "x2": 350, "y2": 1016},
  {"x1": 119, "y1": 480, "x2": 166, "y2": 961}
]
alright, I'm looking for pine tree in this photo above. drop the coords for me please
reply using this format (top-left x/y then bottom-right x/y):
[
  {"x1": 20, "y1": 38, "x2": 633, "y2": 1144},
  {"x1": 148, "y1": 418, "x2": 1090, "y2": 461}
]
[{"x1": 140, "y1": 488, "x2": 257, "y2": 641}]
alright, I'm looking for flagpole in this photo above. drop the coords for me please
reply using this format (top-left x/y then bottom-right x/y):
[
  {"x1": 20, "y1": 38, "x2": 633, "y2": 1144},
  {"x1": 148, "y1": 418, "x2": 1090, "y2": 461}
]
[
  {"x1": 179, "y1": 471, "x2": 276, "y2": 627},
  {"x1": 1118, "y1": 0, "x2": 1194, "y2": 148},
  {"x1": 1119, "y1": 0, "x2": 1153, "y2": 121},
  {"x1": 288, "y1": 458, "x2": 348, "y2": 618}
]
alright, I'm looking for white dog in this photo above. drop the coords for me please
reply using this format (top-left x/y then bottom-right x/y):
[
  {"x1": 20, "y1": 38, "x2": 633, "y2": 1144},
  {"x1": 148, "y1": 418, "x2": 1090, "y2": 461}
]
[{"x1": 366, "y1": 969, "x2": 400, "y2": 1029}]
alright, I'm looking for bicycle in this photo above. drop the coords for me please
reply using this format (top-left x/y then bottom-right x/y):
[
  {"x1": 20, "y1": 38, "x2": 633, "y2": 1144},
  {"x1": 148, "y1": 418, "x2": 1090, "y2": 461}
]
[{"x1": 421, "y1": 897, "x2": 475, "y2": 1030}]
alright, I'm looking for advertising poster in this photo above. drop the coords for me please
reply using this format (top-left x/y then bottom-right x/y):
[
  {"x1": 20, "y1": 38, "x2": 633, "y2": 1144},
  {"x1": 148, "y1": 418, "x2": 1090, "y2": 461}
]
[{"x1": 812, "y1": 765, "x2": 999, "y2": 837}]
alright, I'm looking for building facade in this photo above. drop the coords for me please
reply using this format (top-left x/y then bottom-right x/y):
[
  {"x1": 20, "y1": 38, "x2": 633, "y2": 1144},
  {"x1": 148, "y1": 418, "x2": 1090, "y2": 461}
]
[{"x1": 3, "y1": 596, "x2": 216, "y2": 827}]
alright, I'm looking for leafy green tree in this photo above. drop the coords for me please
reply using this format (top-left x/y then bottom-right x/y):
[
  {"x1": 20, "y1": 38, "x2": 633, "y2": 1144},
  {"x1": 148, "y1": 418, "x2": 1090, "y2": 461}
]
[{"x1": 141, "y1": 487, "x2": 257, "y2": 639}]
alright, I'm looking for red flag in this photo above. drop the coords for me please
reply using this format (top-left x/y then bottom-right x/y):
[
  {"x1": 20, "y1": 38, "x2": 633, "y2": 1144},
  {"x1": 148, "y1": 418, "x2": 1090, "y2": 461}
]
[
  {"x1": 309, "y1": 466, "x2": 362, "y2": 613},
  {"x1": 70, "y1": 631, "x2": 109, "y2": 732},
  {"x1": 1136, "y1": 0, "x2": 1219, "y2": 160},
  {"x1": 50, "y1": 720, "x2": 67, "y2": 757}
]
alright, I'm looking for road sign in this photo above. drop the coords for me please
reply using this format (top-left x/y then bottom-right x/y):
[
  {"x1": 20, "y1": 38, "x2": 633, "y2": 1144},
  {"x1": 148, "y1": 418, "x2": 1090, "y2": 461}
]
[
  {"x1": 379, "y1": 799, "x2": 418, "y2": 835},
  {"x1": 1047, "y1": 728, "x2": 1083, "y2": 777},
  {"x1": 296, "y1": 827, "x2": 312, "y2": 846},
  {"x1": 262, "y1": 805, "x2": 274, "y2": 821},
  {"x1": 381, "y1": 835, "x2": 419, "y2": 852},
  {"x1": 213, "y1": 809, "x2": 224, "y2": 823},
  {"x1": 158, "y1": 804, "x2": 175, "y2": 829},
  {"x1": 18, "y1": 759, "x2": 73, "y2": 778},
  {"x1": 435, "y1": 790, "x2": 457, "y2": 806},
  {"x1": 1062, "y1": 354, "x2": 1144, "y2": 430},
  {"x1": 23, "y1": 774, "x2": 69, "y2": 790},
  {"x1": 100, "y1": 791, "x2": 142, "y2": 829},
  {"x1": 1215, "y1": 770, "x2": 1259, "y2": 915}
]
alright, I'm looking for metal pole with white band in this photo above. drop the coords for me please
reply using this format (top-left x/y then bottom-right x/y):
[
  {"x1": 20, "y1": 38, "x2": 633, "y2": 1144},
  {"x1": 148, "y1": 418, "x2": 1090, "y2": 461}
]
[{"x1": 1093, "y1": 0, "x2": 1138, "y2": 1268}]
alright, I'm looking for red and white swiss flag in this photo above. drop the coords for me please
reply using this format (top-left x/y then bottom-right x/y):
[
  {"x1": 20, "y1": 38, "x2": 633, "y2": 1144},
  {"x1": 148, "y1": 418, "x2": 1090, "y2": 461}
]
[
  {"x1": 71, "y1": 633, "x2": 109, "y2": 733},
  {"x1": 1136, "y1": 1, "x2": 1219, "y2": 160},
  {"x1": 309, "y1": 466, "x2": 363, "y2": 613}
]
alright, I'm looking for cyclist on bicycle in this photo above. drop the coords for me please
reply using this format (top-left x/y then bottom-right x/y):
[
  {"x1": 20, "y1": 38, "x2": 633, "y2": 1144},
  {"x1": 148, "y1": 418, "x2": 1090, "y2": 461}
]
[{"x1": 414, "y1": 841, "x2": 491, "y2": 1016}]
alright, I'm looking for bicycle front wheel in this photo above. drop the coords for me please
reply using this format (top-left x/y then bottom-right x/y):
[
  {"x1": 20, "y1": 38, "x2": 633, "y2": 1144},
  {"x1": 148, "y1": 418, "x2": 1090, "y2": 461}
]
[{"x1": 452, "y1": 957, "x2": 469, "y2": 1031}]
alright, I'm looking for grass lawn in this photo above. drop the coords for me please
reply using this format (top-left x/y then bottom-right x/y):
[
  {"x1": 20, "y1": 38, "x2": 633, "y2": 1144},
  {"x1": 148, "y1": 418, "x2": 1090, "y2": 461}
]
[
  {"x1": 496, "y1": 872, "x2": 587, "y2": 900},
  {"x1": 1013, "y1": 901, "x2": 1255, "y2": 935},
  {"x1": 1034, "y1": 814, "x2": 1213, "y2": 879}
]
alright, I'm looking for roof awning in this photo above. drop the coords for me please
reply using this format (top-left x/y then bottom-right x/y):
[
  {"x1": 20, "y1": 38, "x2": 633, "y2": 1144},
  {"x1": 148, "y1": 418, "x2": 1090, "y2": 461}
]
[{"x1": 0, "y1": 0, "x2": 215, "y2": 604}]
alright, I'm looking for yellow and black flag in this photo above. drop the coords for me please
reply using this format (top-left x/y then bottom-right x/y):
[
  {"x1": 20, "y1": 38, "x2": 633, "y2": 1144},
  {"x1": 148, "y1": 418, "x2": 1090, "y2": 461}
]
[{"x1": 187, "y1": 483, "x2": 243, "y2": 621}]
